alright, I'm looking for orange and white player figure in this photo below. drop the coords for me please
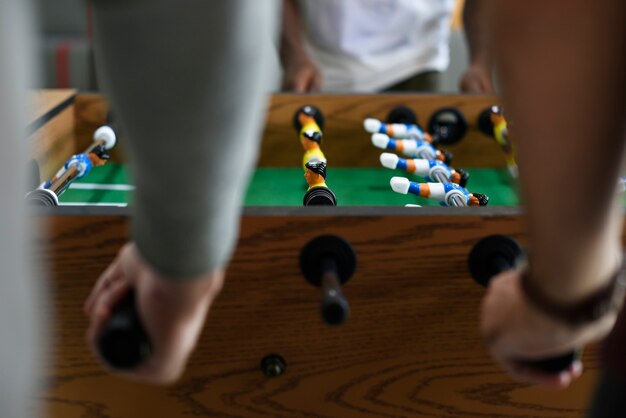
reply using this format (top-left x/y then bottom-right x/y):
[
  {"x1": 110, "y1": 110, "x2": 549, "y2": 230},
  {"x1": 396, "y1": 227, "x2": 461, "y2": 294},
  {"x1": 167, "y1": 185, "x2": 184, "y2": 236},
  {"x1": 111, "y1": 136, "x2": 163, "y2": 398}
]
[
  {"x1": 303, "y1": 160, "x2": 336, "y2": 206},
  {"x1": 389, "y1": 176, "x2": 488, "y2": 207},
  {"x1": 371, "y1": 133, "x2": 452, "y2": 165},
  {"x1": 294, "y1": 105, "x2": 327, "y2": 169},
  {"x1": 363, "y1": 117, "x2": 432, "y2": 143},
  {"x1": 379, "y1": 152, "x2": 469, "y2": 187}
]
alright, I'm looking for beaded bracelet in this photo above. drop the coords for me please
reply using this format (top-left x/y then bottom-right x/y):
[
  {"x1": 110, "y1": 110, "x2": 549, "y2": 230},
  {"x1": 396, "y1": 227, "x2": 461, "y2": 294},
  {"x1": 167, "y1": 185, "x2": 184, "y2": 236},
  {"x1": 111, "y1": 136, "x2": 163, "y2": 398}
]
[{"x1": 521, "y1": 257, "x2": 626, "y2": 327}]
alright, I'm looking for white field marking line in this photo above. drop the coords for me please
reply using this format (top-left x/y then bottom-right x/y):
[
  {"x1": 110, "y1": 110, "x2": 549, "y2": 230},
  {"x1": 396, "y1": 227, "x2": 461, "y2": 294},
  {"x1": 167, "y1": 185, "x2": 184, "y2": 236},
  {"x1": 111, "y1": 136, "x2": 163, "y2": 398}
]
[
  {"x1": 58, "y1": 202, "x2": 129, "y2": 207},
  {"x1": 69, "y1": 183, "x2": 135, "y2": 191}
]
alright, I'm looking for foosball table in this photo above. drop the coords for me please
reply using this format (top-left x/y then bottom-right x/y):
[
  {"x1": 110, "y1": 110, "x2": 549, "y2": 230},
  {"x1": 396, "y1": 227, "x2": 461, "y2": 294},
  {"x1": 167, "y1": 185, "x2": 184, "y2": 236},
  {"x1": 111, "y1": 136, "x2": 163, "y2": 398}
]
[{"x1": 32, "y1": 91, "x2": 604, "y2": 418}]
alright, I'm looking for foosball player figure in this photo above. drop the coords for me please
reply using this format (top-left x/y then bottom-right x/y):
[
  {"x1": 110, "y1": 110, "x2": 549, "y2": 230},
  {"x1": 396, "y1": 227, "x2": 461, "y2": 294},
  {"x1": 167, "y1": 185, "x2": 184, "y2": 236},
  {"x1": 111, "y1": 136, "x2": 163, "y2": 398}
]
[
  {"x1": 301, "y1": 130, "x2": 326, "y2": 168},
  {"x1": 379, "y1": 152, "x2": 470, "y2": 188},
  {"x1": 294, "y1": 105, "x2": 327, "y2": 168},
  {"x1": 365, "y1": 106, "x2": 468, "y2": 147},
  {"x1": 303, "y1": 160, "x2": 337, "y2": 206},
  {"x1": 478, "y1": 105, "x2": 518, "y2": 178},
  {"x1": 27, "y1": 125, "x2": 117, "y2": 206},
  {"x1": 364, "y1": 117, "x2": 432, "y2": 143},
  {"x1": 43, "y1": 137, "x2": 112, "y2": 189},
  {"x1": 389, "y1": 176, "x2": 489, "y2": 207},
  {"x1": 371, "y1": 133, "x2": 453, "y2": 166}
]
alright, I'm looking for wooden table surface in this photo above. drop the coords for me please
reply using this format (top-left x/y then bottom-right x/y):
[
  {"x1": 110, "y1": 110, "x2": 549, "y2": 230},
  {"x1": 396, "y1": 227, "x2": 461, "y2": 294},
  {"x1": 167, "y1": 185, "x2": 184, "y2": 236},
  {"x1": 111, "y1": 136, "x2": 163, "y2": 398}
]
[
  {"x1": 36, "y1": 93, "x2": 603, "y2": 418},
  {"x1": 29, "y1": 89, "x2": 76, "y2": 123},
  {"x1": 39, "y1": 208, "x2": 603, "y2": 418}
]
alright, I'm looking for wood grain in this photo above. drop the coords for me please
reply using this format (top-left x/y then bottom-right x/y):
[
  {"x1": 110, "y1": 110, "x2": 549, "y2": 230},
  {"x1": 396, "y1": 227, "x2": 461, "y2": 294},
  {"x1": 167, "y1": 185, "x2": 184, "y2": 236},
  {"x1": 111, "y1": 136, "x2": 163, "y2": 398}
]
[
  {"x1": 27, "y1": 90, "x2": 78, "y2": 181},
  {"x1": 29, "y1": 106, "x2": 76, "y2": 180},
  {"x1": 29, "y1": 89, "x2": 76, "y2": 122},
  {"x1": 40, "y1": 211, "x2": 600, "y2": 418}
]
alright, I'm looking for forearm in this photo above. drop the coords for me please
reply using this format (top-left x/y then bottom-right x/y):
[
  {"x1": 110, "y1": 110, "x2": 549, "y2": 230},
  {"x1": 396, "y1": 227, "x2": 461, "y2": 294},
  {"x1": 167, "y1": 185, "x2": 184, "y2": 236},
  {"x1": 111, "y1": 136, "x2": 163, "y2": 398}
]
[
  {"x1": 463, "y1": 0, "x2": 492, "y2": 68},
  {"x1": 280, "y1": 0, "x2": 309, "y2": 66},
  {"x1": 92, "y1": 0, "x2": 278, "y2": 278},
  {"x1": 491, "y1": 1, "x2": 626, "y2": 302}
]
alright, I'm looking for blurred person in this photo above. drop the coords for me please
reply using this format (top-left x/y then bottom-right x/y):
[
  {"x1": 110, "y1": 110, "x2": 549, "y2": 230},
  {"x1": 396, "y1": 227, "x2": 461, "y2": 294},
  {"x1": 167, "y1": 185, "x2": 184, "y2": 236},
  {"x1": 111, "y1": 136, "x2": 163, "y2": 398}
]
[
  {"x1": 280, "y1": 0, "x2": 493, "y2": 93},
  {"x1": 481, "y1": 2, "x2": 626, "y2": 416},
  {"x1": 0, "y1": 2, "x2": 44, "y2": 417}
]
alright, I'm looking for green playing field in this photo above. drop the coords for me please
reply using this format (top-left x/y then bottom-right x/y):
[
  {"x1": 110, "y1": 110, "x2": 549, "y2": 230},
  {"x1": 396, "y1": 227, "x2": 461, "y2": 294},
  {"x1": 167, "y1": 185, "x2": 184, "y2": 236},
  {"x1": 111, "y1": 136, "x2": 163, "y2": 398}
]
[{"x1": 57, "y1": 163, "x2": 520, "y2": 207}]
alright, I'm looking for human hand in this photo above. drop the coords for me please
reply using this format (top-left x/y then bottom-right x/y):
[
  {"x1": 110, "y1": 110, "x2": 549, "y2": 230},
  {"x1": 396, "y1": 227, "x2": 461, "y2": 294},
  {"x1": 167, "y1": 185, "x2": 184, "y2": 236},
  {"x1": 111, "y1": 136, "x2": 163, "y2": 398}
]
[
  {"x1": 481, "y1": 269, "x2": 618, "y2": 388},
  {"x1": 459, "y1": 64, "x2": 495, "y2": 94},
  {"x1": 282, "y1": 57, "x2": 322, "y2": 92},
  {"x1": 84, "y1": 242, "x2": 224, "y2": 384}
]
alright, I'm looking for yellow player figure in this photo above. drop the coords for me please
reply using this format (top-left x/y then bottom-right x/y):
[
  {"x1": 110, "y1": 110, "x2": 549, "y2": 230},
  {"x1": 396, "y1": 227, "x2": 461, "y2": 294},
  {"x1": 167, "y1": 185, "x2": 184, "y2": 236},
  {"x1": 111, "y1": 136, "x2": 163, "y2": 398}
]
[
  {"x1": 303, "y1": 160, "x2": 336, "y2": 206},
  {"x1": 478, "y1": 105, "x2": 518, "y2": 178},
  {"x1": 294, "y1": 105, "x2": 327, "y2": 168}
]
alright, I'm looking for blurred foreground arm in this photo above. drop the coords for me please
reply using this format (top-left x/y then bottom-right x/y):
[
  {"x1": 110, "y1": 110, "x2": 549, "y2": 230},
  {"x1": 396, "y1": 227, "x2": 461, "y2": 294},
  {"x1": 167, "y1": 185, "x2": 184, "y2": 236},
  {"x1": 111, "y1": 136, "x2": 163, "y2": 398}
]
[
  {"x1": 280, "y1": 0, "x2": 322, "y2": 92},
  {"x1": 481, "y1": 0, "x2": 626, "y2": 387},
  {"x1": 85, "y1": 0, "x2": 278, "y2": 383},
  {"x1": 460, "y1": 0, "x2": 495, "y2": 93}
]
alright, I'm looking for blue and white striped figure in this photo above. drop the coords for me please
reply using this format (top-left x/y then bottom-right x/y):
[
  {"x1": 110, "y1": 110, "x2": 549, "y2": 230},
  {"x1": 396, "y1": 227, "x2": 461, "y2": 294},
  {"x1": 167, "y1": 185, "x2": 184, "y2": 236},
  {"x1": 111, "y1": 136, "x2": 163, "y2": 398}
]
[
  {"x1": 364, "y1": 118, "x2": 427, "y2": 141},
  {"x1": 389, "y1": 177, "x2": 487, "y2": 207},
  {"x1": 65, "y1": 153, "x2": 93, "y2": 179},
  {"x1": 379, "y1": 153, "x2": 464, "y2": 184},
  {"x1": 372, "y1": 133, "x2": 446, "y2": 162}
]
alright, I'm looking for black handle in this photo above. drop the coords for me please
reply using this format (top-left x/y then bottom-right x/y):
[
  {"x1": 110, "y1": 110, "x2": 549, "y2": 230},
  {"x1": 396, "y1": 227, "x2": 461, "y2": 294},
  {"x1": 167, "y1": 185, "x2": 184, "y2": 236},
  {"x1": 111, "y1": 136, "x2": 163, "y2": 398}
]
[
  {"x1": 427, "y1": 107, "x2": 468, "y2": 146},
  {"x1": 386, "y1": 105, "x2": 418, "y2": 125},
  {"x1": 96, "y1": 291, "x2": 152, "y2": 370},
  {"x1": 468, "y1": 235, "x2": 580, "y2": 374},
  {"x1": 300, "y1": 235, "x2": 356, "y2": 326}
]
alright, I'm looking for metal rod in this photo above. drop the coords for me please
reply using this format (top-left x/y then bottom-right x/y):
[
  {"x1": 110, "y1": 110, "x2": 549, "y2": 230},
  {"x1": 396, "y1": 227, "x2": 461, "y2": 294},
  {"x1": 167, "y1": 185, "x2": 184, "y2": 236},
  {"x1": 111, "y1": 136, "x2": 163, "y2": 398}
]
[
  {"x1": 49, "y1": 166, "x2": 78, "y2": 195},
  {"x1": 321, "y1": 257, "x2": 342, "y2": 299},
  {"x1": 450, "y1": 195, "x2": 465, "y2": 207},
  {"x1": 320, "y1": 257, "x2": 349, "y2": 325},
  {"x1": 417, "y1": 150, "x2": 429, "y2": 160},
  {"x1": 85, "y1": 138, "x2": 105, "y2": 154},
  {"x1": 432, "y1": 172, "x2": 467, "y2": 207},
  {"x1": 432, "y1": 172, "x2": 449, "y2": 184}
]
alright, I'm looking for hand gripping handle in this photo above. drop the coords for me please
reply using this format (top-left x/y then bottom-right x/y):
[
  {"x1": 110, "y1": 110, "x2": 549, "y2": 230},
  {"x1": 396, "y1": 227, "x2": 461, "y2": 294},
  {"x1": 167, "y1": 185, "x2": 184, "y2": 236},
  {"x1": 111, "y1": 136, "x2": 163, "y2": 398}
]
[
  {"x1": 96, "y1": 291, "x2": 152, "y2": 369},
  {"x1": 468, "y1": 235, "x2": 580, "y2": 374}
]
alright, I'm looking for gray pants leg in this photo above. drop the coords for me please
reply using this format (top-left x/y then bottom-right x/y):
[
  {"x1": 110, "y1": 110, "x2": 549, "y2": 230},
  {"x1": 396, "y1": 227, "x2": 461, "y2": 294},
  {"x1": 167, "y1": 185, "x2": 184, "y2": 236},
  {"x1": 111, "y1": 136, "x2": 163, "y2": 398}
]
[{"x1": 0, "y1": 1, "x2": 44, "y2": 417}]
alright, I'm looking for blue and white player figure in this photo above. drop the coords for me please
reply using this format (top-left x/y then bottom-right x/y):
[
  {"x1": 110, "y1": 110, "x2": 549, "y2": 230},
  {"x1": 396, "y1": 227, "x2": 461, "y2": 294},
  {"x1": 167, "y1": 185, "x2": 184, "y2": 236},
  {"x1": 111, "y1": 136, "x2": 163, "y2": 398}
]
[
  {"x1": 364, "y1": 118, "x2": 429, "y2": 142},
  {"x1": 371, "y1": 133, "x2": 452, "y2": 165},
  {"x1": 379, "y1": 152, "x2": 469, "y2": 187},
  {"x1": 389, "y1": 176, "x2": 488, "y2": 207},
  {"x1": 26, "y1": 125, "x2": 116, "y2": 207},
  {"x1": 64, "y1": 153, "x2": 93, "y2": 179}
]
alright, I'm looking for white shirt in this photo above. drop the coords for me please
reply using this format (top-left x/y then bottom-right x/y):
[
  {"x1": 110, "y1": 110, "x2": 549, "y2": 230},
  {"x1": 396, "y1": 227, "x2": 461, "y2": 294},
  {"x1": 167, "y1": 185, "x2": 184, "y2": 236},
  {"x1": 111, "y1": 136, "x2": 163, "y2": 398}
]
[{"x1": 297, "y1": 0, "x2": 455, "y2": 92}]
